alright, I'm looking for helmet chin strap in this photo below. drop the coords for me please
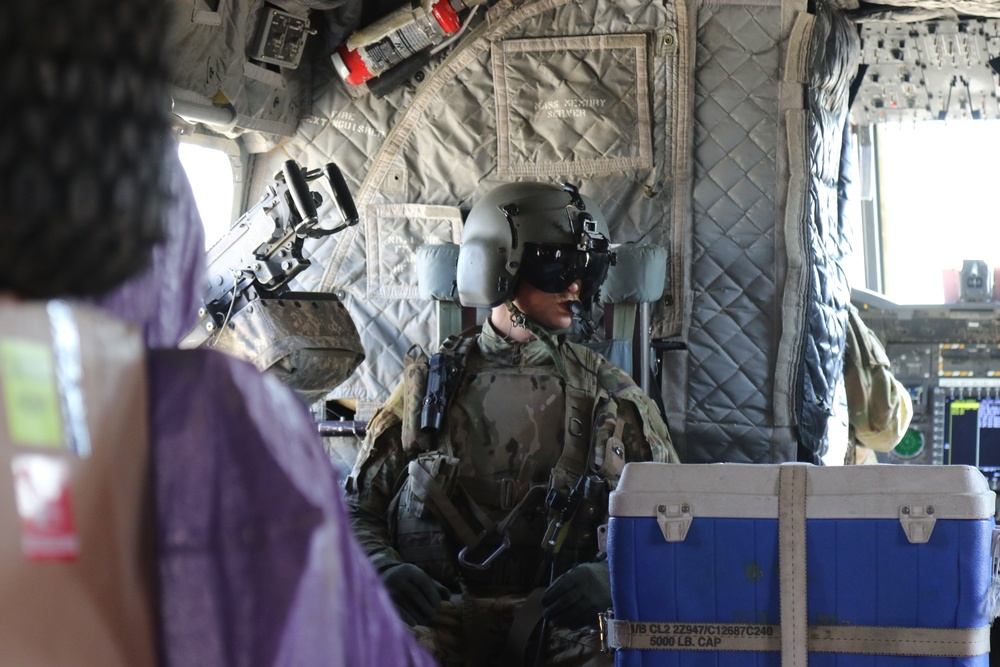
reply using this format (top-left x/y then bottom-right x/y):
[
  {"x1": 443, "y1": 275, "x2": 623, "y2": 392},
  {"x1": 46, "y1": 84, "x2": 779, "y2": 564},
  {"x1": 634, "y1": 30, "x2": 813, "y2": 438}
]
[
  {"x1": 505, "y1": 296, "x2": 597, "y2": 341},
  {"x1": 504, "y1": 300, "x2": 528, "y2": 329},
  {"x1": 502, "y1": 299, "x2": 571, "y2": 381}
]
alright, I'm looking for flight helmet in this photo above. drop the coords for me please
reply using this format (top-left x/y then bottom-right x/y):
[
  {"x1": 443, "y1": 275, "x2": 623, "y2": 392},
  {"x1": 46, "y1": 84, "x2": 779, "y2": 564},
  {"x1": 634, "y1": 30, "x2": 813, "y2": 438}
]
[{"x1": 457, "y1": 181, "x2": 615, "y2": 314}]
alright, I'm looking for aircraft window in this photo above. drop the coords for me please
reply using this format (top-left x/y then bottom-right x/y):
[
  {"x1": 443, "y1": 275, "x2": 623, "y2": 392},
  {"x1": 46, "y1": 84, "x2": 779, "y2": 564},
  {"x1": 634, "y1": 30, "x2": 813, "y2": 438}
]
[
  {"x1": 872, "y1": 119, "x2": 1000, "y2": 304},
  {"x1": 177, "y1": 142, "x2": 234, "y2": 249}
]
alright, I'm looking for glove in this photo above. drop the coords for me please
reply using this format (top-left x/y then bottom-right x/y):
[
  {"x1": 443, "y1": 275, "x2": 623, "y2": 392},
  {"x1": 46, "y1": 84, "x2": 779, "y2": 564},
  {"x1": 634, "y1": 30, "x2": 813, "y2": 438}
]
[
  {"x1": 379, "y1": 562, "x2": 450, "y2": 626},
  {"x1": 541, "y1": 560, "x2": 612, "y2": 630}
]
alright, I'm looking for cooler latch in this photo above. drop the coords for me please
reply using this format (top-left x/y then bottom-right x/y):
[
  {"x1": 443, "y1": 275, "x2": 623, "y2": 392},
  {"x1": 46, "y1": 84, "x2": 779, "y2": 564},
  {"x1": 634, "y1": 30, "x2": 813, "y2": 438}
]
[
  {"x1": 656, "y1": 502, "x2": 692, "y2": 542},
  {"x1": 899, "y1": 504, "x2": 936, "y2": 544}
]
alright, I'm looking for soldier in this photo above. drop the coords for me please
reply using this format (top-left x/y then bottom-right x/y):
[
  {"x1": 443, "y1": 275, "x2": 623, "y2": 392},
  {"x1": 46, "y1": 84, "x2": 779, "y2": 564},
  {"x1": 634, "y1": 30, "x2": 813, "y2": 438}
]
[
  {"x1": 843, "y1": 304, "x2": 913, "y2": 464},
  {"x1": 346, "y1": 181, "x2": 679, "y2": 666}
]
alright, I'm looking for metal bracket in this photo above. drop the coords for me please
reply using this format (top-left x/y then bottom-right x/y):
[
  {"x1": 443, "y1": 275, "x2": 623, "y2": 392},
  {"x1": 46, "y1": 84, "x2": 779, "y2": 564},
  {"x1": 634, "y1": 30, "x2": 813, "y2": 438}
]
[
  {"x1": 598, "y1": 609, "x2": 614, "y2": 654},
  {"x1": 656, "y1": 502, "x2": 692, "y2": 542},
  {"x1": 458, "y1": 533, "x2": 511, "y2": 570},
  {"x1": 899, "y1": 504, "x2": 937, "y2": 544}
]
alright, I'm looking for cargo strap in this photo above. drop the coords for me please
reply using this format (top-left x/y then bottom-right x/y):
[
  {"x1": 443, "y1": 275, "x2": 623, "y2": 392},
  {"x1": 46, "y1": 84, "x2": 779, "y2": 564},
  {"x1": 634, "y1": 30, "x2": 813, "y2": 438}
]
[
  {"x1": 778, "y1": 464, "x2": 808, "y2": 666},
  {"x1": 460, "y1": 476, "x2": 519, "y2": 511},
  {"x1": 601, "y1": 621, "x2": 990, "y2": 657},
  {"x1": 407, "y1": 460, "x2": 482, "y2": 549}
]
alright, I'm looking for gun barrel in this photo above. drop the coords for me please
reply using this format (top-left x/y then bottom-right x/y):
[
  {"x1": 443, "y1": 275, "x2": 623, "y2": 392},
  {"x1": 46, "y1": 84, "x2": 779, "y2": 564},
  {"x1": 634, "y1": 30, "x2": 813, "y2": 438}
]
[{"x1": 317, "y1": 420, "x2": 368, "y2": 437}]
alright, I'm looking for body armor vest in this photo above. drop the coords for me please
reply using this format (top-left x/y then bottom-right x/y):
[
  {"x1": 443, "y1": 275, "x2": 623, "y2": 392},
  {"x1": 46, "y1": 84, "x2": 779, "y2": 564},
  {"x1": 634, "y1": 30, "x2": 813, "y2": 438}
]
[{"x1": 390, "y1": 332, "x2": 610, "y2": 594}]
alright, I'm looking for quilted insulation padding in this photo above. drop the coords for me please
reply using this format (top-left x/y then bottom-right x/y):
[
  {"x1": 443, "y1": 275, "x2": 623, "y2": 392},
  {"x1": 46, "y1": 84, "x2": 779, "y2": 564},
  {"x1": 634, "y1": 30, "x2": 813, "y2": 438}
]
[
  {"x1": 678, "y1": 0, "x2": 857, "y2": 464},
  {"x1": 681, "y1": 5, "x2": 784, "y2": 463},
  {"x1": 795, "y1": 1, "x2": 858, "y2": 463},
  {"x1": 248, "y1": 0, "x2": 679, "y2": 419}
]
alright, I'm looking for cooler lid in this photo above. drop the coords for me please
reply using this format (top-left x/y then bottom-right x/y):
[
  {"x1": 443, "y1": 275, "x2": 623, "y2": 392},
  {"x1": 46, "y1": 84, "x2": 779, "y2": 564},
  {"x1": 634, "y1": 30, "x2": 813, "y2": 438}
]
[{"x1": 609, "y1": 462, "x2": 996, "y2": 520}]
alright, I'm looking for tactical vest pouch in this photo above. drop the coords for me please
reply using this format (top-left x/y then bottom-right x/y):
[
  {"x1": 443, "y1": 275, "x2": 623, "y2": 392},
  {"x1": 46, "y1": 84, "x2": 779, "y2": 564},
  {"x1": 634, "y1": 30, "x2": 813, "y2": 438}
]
[
  {"x1": 400, "y1": 345, "x2": 434, "y2": 453},
  {"x1": 591, "y1": 405, "x2": 628, "y2": 485},
  {"x1": 394, "y1": 513, "x2": 457, "y2": 585},
  {"x1": 403, "y1": 452, "x2": 460, "y2": 519},
  {"x1": 391, "y1": 453, "x2": 462, "y2": 585}
]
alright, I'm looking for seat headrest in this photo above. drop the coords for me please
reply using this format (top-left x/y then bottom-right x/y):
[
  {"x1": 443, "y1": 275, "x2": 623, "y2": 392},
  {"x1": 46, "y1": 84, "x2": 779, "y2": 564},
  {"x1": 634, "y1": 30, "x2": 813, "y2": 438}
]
[
  {"x1": 417, "y1": 243, "x2": 461, "y2": 303},
  {"x1": 603, "y1": 243, "x2": 667, "y2": 304}
]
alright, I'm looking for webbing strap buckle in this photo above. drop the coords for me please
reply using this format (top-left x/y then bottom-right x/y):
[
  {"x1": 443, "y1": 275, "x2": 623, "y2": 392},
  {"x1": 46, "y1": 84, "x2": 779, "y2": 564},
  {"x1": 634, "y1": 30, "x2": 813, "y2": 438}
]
[{"x1": 598, "y1": 609, "x2": 615, "y2": 654}]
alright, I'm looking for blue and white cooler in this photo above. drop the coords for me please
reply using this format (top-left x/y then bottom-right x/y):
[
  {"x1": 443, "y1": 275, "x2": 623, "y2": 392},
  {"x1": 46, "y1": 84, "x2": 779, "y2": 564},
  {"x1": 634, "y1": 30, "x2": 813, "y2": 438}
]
[{"x1": 604, "y1": 463, "x2": 998, "y2": 666}]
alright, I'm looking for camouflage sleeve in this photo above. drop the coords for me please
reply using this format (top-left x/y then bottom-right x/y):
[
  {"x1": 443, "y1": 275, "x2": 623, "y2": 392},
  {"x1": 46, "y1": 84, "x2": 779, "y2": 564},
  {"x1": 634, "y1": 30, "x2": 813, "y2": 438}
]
[
  {"x1": 844, "y1": 306, "x2": 913, "y2": 452},
  {"x1": 346, "y1": 421, "x2": 411, "y2": 574},
  {"x1": 590, "y1": 351, "x2": 680, "y2": 471},
  {"x1": 612, "y1": 394, "x2": 679, "y2": 465},
  {"x1": 591, "y1": 391, "x2": 680, "y2": 492}
]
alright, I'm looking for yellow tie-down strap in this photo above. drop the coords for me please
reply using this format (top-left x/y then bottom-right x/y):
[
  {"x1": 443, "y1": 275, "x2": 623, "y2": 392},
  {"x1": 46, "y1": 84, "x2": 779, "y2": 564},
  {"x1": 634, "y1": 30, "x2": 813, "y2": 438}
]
[{"x1": 602, "y1": 620, "x2": 990, "y2": 657}]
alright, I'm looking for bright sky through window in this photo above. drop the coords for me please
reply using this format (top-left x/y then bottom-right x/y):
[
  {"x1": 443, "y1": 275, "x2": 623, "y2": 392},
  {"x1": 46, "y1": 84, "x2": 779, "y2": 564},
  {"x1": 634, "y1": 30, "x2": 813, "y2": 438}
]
[
  {"x1": 877, "y1": 120, "x2": 1000, "y2": 304},
  {"x1": 176, "y1": 143, "x2": 234, "y2": 248}
]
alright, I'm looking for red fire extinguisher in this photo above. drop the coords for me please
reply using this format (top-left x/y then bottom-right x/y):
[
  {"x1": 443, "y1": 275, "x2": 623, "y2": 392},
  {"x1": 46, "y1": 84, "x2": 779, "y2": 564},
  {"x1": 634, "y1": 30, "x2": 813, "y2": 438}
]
[{"x1": 332, "y1": 0, "x2": 462, "y2": 86}]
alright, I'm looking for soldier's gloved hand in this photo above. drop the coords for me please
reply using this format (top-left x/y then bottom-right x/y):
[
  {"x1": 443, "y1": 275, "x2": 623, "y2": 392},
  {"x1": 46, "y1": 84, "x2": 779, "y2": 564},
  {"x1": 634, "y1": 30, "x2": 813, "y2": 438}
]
[
  {"x1": 379, "y1": 562, "x2": 450, "y2": 626},
  {"x1": 541, "y1": 560, "x2": 612, "y2": 629}
]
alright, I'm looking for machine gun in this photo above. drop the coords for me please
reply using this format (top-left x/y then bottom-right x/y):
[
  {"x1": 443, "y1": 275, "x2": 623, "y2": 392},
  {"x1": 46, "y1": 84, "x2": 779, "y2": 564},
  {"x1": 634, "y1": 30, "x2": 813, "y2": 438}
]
[
  {"x1": 189, "y1": 159, "x2": 357, "y2": 339},
  {"x1": 183, "y1": 160, "x2": 365, "y2": 400}
]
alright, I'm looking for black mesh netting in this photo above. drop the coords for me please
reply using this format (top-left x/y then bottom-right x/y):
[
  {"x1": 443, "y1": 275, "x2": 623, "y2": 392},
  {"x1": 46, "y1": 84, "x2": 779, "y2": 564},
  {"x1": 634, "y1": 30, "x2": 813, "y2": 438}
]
[{"x1": 0, "y1": 0, "x2": 174, "y2": 298}]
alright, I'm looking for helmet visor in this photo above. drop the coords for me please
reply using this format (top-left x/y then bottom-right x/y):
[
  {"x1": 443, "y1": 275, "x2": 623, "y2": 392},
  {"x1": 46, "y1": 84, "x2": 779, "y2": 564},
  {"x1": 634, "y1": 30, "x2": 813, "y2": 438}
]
[{"x1": 519, "y1": 243, "x2": 612, "y2": 297}]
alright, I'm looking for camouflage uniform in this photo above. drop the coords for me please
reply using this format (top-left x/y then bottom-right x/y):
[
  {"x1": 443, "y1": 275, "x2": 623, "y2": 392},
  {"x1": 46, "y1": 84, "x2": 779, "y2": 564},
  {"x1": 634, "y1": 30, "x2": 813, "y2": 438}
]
[
  {"x1": 843, "y1": 305, "x2": 913, "y2": 465},
  {"x1": 347, "y1": 320, "x2": 677, "y2": 666}
]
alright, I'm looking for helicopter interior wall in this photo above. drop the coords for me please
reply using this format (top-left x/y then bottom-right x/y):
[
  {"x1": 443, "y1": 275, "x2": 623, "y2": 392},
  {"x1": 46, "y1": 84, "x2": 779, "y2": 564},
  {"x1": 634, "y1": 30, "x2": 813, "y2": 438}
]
[
  {"x1": 201, "y1": 0, "x2": 860, "y2": 466},
  {"x1": 659, "y1": 0, "x2": 857, "y2": 465},
  {"x1": 658, "y1": 2, "x2": 791, "y2": 463},
  {"x1": 246, "y1": 0, "x2": 678, "y2": 421},
  {"x1": 666, "y1": 2, "x2": 799, "y2": 464}
]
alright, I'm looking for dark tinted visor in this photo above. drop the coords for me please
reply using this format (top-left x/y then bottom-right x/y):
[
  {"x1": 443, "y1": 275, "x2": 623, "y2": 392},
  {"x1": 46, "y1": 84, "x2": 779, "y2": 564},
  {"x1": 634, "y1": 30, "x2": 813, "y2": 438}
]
[{"x1": 519, "y1": 243, "x2": 612, "y2": 297}]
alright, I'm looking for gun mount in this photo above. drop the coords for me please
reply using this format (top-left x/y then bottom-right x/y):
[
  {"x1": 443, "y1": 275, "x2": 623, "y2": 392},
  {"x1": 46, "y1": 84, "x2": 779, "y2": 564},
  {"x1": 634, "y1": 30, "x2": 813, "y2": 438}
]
[{"x1": 183, "y1": 160, "x2": 365, "y2": 400}]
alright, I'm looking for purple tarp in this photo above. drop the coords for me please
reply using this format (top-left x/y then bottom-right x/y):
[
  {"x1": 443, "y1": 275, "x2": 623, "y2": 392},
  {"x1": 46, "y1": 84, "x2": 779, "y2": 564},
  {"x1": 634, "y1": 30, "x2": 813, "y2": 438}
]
[{"x1": 93, "y1": 152, "x2": 435, "y2": 667}]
